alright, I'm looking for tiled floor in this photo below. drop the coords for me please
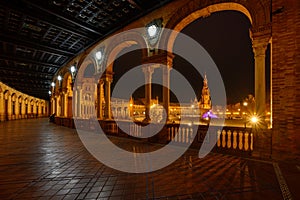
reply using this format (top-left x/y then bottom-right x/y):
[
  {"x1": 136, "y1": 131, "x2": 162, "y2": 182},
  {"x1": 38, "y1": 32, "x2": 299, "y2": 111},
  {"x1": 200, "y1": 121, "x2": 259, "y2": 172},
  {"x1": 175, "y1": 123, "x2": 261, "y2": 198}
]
[{"x1": 0, "y1": 118, "x2": 298, "y2": 199}]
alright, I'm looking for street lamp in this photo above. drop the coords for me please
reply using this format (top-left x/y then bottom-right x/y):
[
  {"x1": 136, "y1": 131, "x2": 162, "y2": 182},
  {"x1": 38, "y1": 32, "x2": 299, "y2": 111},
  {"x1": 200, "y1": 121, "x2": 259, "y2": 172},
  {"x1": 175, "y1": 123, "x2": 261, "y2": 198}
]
[
  {"x1": 147, "y1": 24, "x2": 158, "y2": 38},
  {"x1": 57, "y1": 75, "x2": 62, "y2": 87},
  {"x1": 95, "y1": 49, "x2": 104, "y2": 72},
  {"x1": 250, "y1": 116, "x2": 259, "y2": 124},
  {"x1": 96, "y1": 51, "x2": 102, "y2": 60},
  {"x1": 70, "y1": 65, "x2": 76, "y2": 85}
]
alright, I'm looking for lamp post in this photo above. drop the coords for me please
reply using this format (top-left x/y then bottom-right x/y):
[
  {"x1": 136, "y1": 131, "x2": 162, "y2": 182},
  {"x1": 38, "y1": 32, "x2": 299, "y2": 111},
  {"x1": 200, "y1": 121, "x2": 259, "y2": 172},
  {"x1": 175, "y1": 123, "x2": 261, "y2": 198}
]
[
  {"x1": 96, "y1": 50, "x2": 104, "y2": 73},
  {"x1": 70, "y1": 65, "x2": 76, "y2": 87},
  {"x1": 57, "y1": 75, "x2": 62, "y2": 88}
]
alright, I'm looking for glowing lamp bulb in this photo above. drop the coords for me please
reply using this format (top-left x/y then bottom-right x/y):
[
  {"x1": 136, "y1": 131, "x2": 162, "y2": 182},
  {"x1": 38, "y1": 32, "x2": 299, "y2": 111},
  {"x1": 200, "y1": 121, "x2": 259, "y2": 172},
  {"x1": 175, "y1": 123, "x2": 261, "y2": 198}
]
[
  {"x1": 96, "y1": 51, "x2": 102, "y2": 60},
  {"x1": 147, "y1": 24, "x2": 157, "y2": 38},
  {"x1": 251, "y1": 116, "x2": 258, "y2": 123},
  {"x1": 70, "y1": 66, "x2": 76, "y2": 73}
]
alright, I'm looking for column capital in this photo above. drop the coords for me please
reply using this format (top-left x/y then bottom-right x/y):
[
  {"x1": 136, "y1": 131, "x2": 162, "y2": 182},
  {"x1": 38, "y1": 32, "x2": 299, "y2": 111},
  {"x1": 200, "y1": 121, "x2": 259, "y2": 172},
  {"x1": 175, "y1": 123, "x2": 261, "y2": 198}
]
[
  {"x1": 142, "y1": 52, "x2": 174, "y2": 68},
  {"x1": 251, "y1": 34, "x2": 271, "y2": 57},
  {"x1": 103, "y1": 72, "x2": 113, "y2": 83},
  {"x1": 252, "y1": 43, "x2": 268, "y2": 57},
  {"x1": 142, "y1": 66, "x2": 155, "y2": 76},
  {"x1": 98, "y1": 78, "x2": 104, "y2": 85}
]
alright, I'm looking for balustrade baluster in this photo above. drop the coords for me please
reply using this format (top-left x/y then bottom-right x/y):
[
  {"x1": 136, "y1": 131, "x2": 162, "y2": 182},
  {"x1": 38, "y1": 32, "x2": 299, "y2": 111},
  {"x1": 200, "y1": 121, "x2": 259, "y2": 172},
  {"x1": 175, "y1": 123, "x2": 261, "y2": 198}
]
[
  {"x1": 217, "y1": 130, "x2": 221, "y2": 147},
  {"x1": 239, "y1": 131, "x2": 243, "y2": 150},
  {"x1": 227, "y1": 130, "x2": 232, "y2": 149},
  {"x1": 222, "y1": 130, "x2": 226, "y2": 148},
  {"x1": 233, "y1": 131, "x2": 237, "y2": 149}
]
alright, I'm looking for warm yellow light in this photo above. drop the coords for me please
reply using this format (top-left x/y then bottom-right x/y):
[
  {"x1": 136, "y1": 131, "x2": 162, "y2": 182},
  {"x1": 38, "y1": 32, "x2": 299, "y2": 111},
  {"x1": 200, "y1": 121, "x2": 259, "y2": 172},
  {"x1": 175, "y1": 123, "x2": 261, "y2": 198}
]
[
  {"x1": 129, "y1": 103, "x2": 133, "y2": 107},
  {"x1": 243, "y1": 102, "x2": 248, "y2": 106},
  {"x1": 251, "y1": 116, "x2": 259, "y2": 123},
  {"x1": 238, "y1": 109, "x2": 240, "y2": 111}
]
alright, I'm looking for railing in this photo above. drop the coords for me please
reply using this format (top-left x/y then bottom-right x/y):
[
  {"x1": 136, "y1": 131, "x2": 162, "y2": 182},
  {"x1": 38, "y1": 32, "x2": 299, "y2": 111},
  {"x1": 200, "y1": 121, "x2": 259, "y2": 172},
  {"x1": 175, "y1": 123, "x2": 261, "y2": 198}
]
[
  {"x1": 165, "y1": 124, "x2": 253, "y2": 154},
  {"x1": 216, "y1": 128, "x2": 253, "y2": 152},
  {"x1": 54, "y1": 118, "x2": 254, "y2": 156}
]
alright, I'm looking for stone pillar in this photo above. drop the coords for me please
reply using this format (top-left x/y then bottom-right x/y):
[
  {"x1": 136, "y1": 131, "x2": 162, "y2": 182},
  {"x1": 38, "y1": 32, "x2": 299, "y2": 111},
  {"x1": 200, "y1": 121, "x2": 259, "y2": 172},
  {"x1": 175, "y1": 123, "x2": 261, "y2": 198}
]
[
  {"x1": 7, "y1": 95, "x2": 11, "y2": 120},
  {"x1": 0, "y1": 92, "x2": 4, "y2": 121},
  {"x1": 104, "y1": 76, "x2": 112, "y2": 120},
  {"x1": 97, "y1": 80, "x2": 104, "y2": 119},
  {"x1": 15, "y1": 99, "x2": 19, "y2": 119},
  {"x1": 63, "y1": 92, "x2": 68, "y2": 117},
  {"x1": 142, "y1": 66, "x2": 154, "y2": 122},
  {"x1": 33, "y1": 101, "x2": 37, "y2": 117},
  {"x1": 73, "y1": 90, "x2": 77, "y2": 117},
  {"x1": 55, "y1": 96, "x2": 60, "y2": 116},
  {"x1": 163, "y1": 61, "x2": 172, "y2": 122},
  {"x1": 252, "y1": 38, "x2": 269, "y2": 120},
  {"x1": 21, "y1": 100, "x2": 25, "y2": 118},
  {"x1": 77, "y1": 87, "x2": 82, "y2": 118}
]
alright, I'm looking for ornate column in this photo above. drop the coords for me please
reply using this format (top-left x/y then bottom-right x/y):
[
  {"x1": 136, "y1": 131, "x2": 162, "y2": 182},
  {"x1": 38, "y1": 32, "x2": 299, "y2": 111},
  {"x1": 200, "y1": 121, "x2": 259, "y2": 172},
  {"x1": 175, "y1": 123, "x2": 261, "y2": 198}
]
[
  {"x1": 252, "y1": 38, "x2": 269, "y2": 120},
  {"x1": 21, "y1": 99, "x2": 25, "y2": 118},
  {"x1": 33, "y1": 101, "x2": 37, "y2": 117},
  {"x1": 73, "y1": 90, "x2": 77, "y2": 117},
  {"x1": 55, "y1": 96, "x2": 60, "y2": 116},
  {"x1": 15, "y1": 99, "x2": 19, "y2": 119},
  {"x1": 142, "y1": 66, "x2": 154, "y2": 122},
  {"x1": 77, "y1": 86, "x2": 82, "y2": 118},
  {"x1": 97, "y1": 80, "x2": 104, "y2": 119},
  {"x1": 7, "y1": 95, "x2": 12, "y2": 120},
  {"x1": 0, "y1": 92, "x2": 4, "y2": 121},
  {"x1": 62, "y1": 91, "x2": 68, "y2": 117},
  {"x1": 163, "y1": 55, "x2": 173, "y2": 122},
  {"x1": 104, "y1": 75, "x2": 113, "y2": 120}
]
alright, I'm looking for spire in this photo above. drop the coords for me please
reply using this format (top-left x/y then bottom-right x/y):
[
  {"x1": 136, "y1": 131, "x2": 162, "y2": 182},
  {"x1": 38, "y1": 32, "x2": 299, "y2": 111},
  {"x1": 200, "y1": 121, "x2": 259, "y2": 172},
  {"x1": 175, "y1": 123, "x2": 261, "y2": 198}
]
[
  {"x1": 200, "y1": 73, "x2": 211, "y2": 110},
  {"x1": 203, "y1": 73, "x2": 208, "y2": 87}
]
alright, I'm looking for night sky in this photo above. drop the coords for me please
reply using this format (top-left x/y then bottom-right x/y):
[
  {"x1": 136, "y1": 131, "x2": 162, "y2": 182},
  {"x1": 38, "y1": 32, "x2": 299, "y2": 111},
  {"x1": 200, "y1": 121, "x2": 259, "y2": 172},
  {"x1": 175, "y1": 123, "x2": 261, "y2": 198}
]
[{"x1": 112, "y1": 11, "x2": 270, "y2": 104}]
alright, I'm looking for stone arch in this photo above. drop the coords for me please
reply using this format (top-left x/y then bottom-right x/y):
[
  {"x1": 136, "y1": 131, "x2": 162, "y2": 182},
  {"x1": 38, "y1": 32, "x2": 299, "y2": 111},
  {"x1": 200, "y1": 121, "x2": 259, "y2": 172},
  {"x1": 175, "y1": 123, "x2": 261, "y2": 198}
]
[
  {"x1": 62, "y1": 71, "x2": 72, "y2": 90},
  {"x1": 77, "y1": 57, "x2": 97, "y2": 81},
  {"x1": 160, "y1": 1, "x2": 270, "y2": 52},
  {"x1": 159, "y1": 0, "x2": 271, "y2": 120},
  {"x1": 18, "y1": 95, "x2": 23, "y2": 103},
  {"x1": 11, "y1": 93, "x2": 17, "y2": 101},
  {"x1": 104, "y1": 31, "x2": 148, "y2": 73},
  {"x1": 163, "y1": 0, "x2": 270, "y2": 30},
  {"x1": 4, "y1": 90, "x2": 10, "y2": 100}
]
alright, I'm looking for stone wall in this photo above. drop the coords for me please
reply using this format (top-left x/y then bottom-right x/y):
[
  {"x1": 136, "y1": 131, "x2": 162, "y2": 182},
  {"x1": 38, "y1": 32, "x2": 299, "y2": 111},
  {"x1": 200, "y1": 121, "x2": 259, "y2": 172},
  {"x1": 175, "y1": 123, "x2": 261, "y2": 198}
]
[{"x1": 272, "y1": 0, "x2": 300, "y2": 162}]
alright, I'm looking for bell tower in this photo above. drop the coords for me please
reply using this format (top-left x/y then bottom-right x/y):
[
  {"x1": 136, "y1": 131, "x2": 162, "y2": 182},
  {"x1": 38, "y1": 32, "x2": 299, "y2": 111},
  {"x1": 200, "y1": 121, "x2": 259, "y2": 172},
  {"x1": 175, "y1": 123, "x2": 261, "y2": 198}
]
[{"x1": 200, "y1": 74, "x2": 212, "y2": 112}]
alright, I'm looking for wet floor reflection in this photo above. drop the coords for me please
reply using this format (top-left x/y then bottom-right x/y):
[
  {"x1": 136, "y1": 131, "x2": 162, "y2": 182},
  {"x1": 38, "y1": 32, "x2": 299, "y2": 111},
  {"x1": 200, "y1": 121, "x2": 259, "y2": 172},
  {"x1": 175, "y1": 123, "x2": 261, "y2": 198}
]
[{"x1": 0, "y1": 119, "x2": 282, "y2": 199}]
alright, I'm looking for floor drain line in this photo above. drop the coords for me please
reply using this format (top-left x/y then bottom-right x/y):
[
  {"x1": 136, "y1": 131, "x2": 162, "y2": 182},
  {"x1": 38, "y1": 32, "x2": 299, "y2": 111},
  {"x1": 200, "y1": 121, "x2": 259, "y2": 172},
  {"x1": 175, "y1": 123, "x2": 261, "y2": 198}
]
[{"x1": 273, "y1": 163, "x2": 293, "y2": 200}]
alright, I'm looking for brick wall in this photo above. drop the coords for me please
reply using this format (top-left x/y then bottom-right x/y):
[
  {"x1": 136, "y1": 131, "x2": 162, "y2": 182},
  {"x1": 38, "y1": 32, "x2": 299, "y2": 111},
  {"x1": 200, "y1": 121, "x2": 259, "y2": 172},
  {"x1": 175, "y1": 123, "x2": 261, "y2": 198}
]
[{"x1": 272, "y1": 0, "x2": 300, "y2": 162}]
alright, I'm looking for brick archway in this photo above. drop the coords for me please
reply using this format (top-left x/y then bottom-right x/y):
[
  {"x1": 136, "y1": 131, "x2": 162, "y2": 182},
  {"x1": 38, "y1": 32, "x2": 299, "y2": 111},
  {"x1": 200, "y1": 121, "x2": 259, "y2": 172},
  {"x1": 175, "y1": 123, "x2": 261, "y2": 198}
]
[
  {"x1": 160, "y1": 1, "x2": 270, "y2": 53},
  {"x1": 159, "y1": 0, "x2": 271, "y2": 120}
]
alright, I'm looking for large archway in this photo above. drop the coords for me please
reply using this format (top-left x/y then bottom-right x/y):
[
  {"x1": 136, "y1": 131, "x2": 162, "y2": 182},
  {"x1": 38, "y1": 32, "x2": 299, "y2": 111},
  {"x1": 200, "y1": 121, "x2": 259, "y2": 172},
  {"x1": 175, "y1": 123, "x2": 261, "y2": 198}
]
[{"x1": 160, "y1": 1, "x2": 271, "y2": 124}]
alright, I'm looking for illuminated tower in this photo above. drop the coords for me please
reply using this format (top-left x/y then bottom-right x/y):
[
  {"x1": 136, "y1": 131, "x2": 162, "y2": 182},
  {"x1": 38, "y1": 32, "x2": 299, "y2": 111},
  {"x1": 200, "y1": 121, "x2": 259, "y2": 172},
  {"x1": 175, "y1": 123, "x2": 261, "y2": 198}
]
[{"x1": 200, "y1": 74, "x2": 212, "y2": 111}]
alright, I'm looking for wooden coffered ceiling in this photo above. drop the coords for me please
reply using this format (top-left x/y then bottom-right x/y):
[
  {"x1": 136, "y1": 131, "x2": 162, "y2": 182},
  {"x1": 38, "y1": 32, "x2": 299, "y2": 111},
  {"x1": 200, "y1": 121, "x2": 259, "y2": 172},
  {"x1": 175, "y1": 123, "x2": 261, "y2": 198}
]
[{"x1": 0, "y1": 0, "x2": 174, "y2": 100}]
